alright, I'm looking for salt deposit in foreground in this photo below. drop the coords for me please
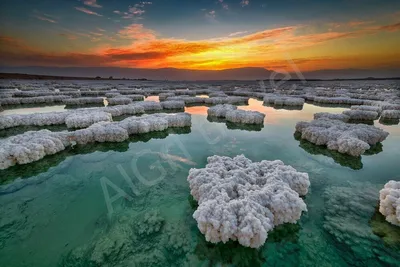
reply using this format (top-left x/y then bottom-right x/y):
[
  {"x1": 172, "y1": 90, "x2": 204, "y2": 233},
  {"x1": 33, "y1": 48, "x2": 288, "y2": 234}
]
[{"x1": 187, "y1": 155, "x2": 309, "y2": 248}]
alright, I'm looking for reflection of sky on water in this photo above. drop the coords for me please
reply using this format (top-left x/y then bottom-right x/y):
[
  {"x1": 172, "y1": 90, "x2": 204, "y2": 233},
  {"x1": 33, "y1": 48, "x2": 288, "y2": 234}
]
[
  {"x1": 196, "y1": 95, "x2": 209, "y2": 98},
  {"x1": 239, "y1": 99, "x2": 347, "y2": 125},
  {"x1": 185, "y1": 106, "x2": 209, "y2": 115},
  {"x1": 144, "y1": 96, "x2": 160, "y2": 102},
  {"x1": 183, "y1": 98, "x2": 400, "y2": 135}
]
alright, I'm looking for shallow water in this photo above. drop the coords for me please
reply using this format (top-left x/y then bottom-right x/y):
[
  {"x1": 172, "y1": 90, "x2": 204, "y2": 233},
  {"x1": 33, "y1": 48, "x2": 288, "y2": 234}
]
[
  {"x1": 0, "y1": 105, "x2": 67, "y2": 115},
  {"x1": 1, "y1": 99, "x2": 400, "y2": 267}
]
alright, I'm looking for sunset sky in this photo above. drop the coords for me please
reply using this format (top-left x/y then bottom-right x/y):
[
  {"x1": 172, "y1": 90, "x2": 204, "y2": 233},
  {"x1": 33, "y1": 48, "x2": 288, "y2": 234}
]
[{"x1": 0, "y1": 0, "x2": 399, "y2": 72}]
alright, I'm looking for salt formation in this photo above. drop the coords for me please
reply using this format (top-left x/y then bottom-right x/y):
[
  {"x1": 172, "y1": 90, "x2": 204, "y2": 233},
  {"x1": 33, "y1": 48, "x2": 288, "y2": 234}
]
[
  {"x1": 107, "y1": 97, "x2": 133, "y2": 105},
  {"x1": 314, "y1": 112, "x2": 349, "y2": 122},
  {"x1": 160, "y1": 100, "x2": 185, "y2": 110},
  {"x1": 312, "y1": 97, "x2": 366, "y2": 105},
  {"x1": 264, "y1": 95, "x2": 305, "y2": 106},
  {"x1": 124, "y1": 95, "x2": 145, "y2": 101},
  {"x1": 0, "y1": 130, "x2": 69, "y2": 170},
  {"x1": 207, "y1": 105, "x2": 264, "y2": 124},
  {"x1": 204, "y1": 96, "x2": 248, "y2": 105},
  {"x1": 134, "y1": 101, "x2": 163, "y2": 111},
  {"x1": 159, "y1": 92, "x2": 175, "y2": 101},
  {"x1": 380, "y1": 110, "x2": 400, "y2": 120},
  {"x1": 0, "y1": 101, "x2": 168, "y2": 130},
  {"x1": 63, "y1": 97, "x2": 104, "y2": 105},
  {"x1": 295, "y1": 118, "x2": 389, "y2": 156},
  {"x1": 0, "y1": 95, "x2": 70, "y2": 105},
  {"x1": 0, "y1": 112, "x2": 69, "y2": 129},
  {"x1": 166, "y1": 96, "x2": 206, "y2": 104},
  {"x1": 207, "y1": 104, "x2": 237, "y2": 117},
  {"x1": 0, "y1": 113, "x2": 191, "y2": 170},
  {"x1": 351, "y1": 105, "x2": 382, "y2": 114},
  {"x1": 187, "y1": 155, "x2": 310, "y2": 248},
  {"x1": 64, "y1": 111, "x2": 112, "y2": 129},
  {"x1": 379, "y1": 181, "x2": 400, "y2": 226},
  {"x1": 105, "y1": 92, "x2": 121, "y2": 98},
  {"x1": 225, "y1": 110, "x2": 265, "y2": 124},
  {"x1": 342, "y1": 110, "x2": 379, "y2": 121},
  {"x1": 102, "y1": 104, "x2": 145, "y2": 117}
]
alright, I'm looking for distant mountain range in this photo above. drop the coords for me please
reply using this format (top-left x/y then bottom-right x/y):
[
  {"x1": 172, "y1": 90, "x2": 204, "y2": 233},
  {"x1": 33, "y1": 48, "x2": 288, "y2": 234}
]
[{"x1": 0, "y1": 66, "x2": 399, "y2": 81}]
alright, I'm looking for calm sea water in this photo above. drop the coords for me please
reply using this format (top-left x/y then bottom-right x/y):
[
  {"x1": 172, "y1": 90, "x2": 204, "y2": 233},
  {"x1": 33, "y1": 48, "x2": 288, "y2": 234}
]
[{"x1": 0, "y1": 99, "x2": 399, "y2": 267}]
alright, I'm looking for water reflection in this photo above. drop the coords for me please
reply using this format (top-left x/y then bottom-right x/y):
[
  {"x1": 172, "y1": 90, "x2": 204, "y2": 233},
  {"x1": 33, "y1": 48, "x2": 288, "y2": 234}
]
[
  {"x1": 145, "y1": 95, "x2": 160, "y2": 102},
  {"x1": 185, "y1": 106, "x2": 209, "y2": 115},
  {"x1": 379, "y1": 118, "x2": 400, "y2": 126},
  {"x1": 263, "y1": 103, "x2": 304, "y2": 111},
  {"x1": 293, "y1": 132, "x2": 383, "y2": 170},
  {"x1": 238, "y1": 99, "x2": 347, "y2": 125},
  {"x1": 206, "y1": 116, "x2": 264, "y2": 131},
  {"x1": 0, "y1": 105, "x2": 66, "y2": 115},
  {"x1": 0, "y1": 124, "x2": 70, "y2": 139}
]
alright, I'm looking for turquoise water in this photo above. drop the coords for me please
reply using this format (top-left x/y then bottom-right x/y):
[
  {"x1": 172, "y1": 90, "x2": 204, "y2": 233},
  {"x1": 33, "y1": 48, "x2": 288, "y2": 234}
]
[{"x1": 0, "y1": 100, "x2": 400, "y2": 266}]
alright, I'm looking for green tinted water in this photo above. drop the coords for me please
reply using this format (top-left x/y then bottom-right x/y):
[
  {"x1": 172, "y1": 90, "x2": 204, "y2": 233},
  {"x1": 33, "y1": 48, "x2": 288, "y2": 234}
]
[{"x1": 1, "y1": 100, "x2": 399, "y2": 267}]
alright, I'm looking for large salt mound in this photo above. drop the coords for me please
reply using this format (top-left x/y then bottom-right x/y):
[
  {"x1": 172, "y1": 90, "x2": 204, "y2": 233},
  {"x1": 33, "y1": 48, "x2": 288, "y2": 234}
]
[
  {"x1": 295, "y1": 118, "x2": 389, "y2": 156},
  {"x1": 207, "y1": 104, "x2": 237, "y2": 117},
  {"x1": 342, "y1": 110, "x2": 379, "y2": 121},
  {"x1": 225, "y1": 110, "x2": 265, "y2": 124},
  {"x1": 187, "y1": 155, "x2": 309, "y2": 248},
  {"x1": 379, "y1": 181, "x2": 400, "y2": 226},
  {"x1": 0, "y1": 113, "x2": 191, "y2": 170}
]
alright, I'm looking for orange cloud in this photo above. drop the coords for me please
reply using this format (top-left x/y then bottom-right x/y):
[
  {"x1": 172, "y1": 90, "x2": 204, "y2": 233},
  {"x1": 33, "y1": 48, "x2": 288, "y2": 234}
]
[{"x1": 377, "y1": 22, "x2": 400, "y2": 32}]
